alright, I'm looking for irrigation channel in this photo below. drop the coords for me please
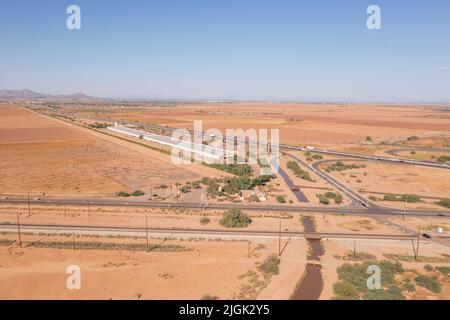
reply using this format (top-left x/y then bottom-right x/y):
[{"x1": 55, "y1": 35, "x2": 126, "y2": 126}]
[{"x1": 290, "y1": 216, "x2": 324, "y2": 300}]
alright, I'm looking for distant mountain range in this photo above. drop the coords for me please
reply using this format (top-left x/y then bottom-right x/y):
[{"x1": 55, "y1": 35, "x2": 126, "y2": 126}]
[{"x1": 0, "y1": 89, "x2": 96, "y2": 101}]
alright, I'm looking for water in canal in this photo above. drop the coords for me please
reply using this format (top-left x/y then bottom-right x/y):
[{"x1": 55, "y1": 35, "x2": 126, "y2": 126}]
[{"x1": 290, "y1": 216, "x2": 324, "y2": 300}]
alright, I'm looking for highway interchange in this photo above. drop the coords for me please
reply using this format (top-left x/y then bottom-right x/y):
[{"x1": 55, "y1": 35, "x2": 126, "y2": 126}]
[{"x1": 3, "y1": 110, "x2": 448, "y2": 245}]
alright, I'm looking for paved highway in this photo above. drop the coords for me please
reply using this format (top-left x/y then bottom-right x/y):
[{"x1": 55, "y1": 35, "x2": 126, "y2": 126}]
[{"x1": 0, "y1": 197, "x2": 448, "y2": 218}]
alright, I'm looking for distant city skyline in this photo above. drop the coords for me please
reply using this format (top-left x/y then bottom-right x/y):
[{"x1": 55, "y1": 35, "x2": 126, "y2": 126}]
[{"x1": 1, "y1": 0, "x2": 449, "y2": 103}]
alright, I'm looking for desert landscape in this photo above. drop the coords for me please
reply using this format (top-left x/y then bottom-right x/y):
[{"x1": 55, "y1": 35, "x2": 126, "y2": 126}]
[{"x1": 1, "y1": 100, "x2": 449, "y2": 301}]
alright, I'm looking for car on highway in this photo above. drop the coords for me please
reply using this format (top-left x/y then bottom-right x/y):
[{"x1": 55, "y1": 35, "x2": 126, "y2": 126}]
[
  {"x1": 32, "y1": 197, "x2": 41, "y2": 201},
  {"x1": 422, "y1": 233, "x2": 432, "y2": 239},
  {"x1": 437, "y1": 213, "x2": 446, "y2": 217},
  {"x1": 0, "y1": 197, "x2": 8, "y2": 200}
]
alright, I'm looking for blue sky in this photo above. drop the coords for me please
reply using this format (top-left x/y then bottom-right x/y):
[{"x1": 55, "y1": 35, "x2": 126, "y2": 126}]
[{"x1": 0, "y1": 0, "x2": 449, "y2": 102}]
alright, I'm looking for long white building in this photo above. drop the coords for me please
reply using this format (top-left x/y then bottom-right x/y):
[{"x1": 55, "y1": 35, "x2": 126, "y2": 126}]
[{"x1": 108, "y1": 124, "x2": 234, "y2": 163}]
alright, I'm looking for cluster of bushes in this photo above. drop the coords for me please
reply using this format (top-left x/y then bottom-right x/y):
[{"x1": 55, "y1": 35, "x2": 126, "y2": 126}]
[
  {"x1": 415, "y1": 275, "x2": 442, "y2": 293},
  {"x1": 88, "y1": 122, "x2": 111, "y2": 129},
  {"x1": 407, "y1": 135, "x2": 419, "y2": 141},
  {"x1": 198, "y1": 174, "x2": 273, "y2": 198},
  {"x1": 287, "y1": 161, "x2": 314, "y2": 182},
  {"x1": 258, "y1": 255, "x2": 280, "y2": 276},
  {"x1": 382, "y1": 194, "x2": 421, "y2": 203},
  {"x1": 316, "y1": 192, "x2": 343, "y2": 205},
  {"x1": 333, "y1": 260, "x2": 405, "y2": 300},
  {"x1": 219, "y1": 209, "x2": 252, "y2": 228},
  {"x1": 199, "y1": 217, "x2": 210, "y2": 225},
  {"x1": 437, "y1": 155, "x2": 450, "y2": 163},
  {"x1": 29, "y1": 240, "x2": 188, "y2": 252},
  {"x1": 116, "y1": 190, "x2": 145, "y2": 197},
  {"x1": 435, "y1": 198, "x2": 450, "y2": 208},
  {"x1": 276, "y1": 195, "x2": 286, "y2": 203},
  {"x1": 325, "y1": 161, "x2": 366, "y2": 172},
  {"x1": 209, "y1": 163, "x2": 253, "y2": 176}
]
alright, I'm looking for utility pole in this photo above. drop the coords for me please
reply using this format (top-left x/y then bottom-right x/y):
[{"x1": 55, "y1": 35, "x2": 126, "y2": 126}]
[
  {"x1": 415, "y1": 225, "x2": 421, "y2": 260},
  {"x1": 27, "y1": 192, "x2": 31, "y2": 217},
  {"x1": 16, "y1": 212, "x2": 22, "y2": 248},
  {"x1": 278, "y1": 218, "x2": 281, "y2": 256},
  {"x1": 145, "y1": 217, "x2": 149, "y2": 252},
  {"x1": 403, "y1": 197, "x2": 407, "y2": 221}
]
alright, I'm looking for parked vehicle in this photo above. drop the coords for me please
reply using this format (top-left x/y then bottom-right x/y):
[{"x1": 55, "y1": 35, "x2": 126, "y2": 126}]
[{"x1": 422, "y1": 233, "x2": 432, "y2": 239}]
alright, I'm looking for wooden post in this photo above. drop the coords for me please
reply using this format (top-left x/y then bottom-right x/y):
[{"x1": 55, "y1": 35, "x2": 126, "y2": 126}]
[
  {"x1": 403, "y1": 198, "x2": 407, "y2": 221},
  {"x1": 353, "y1": 240, "x2": 356, "y2": 258},
  {"x1": 415, "y1": 225, "x2": 420, "y2": 260},
  {"x1": 72, "y1": 232, "x2": 76, "y2": 251},
  {"x1": 278, "y1": 218, "x2": 281, "y2": 256},
  {"x1": 16, "y1": 212, "x2": 22, "y2": 248},
  {"x1": 145, "y1": 217, "x2": 149, "y2": 252},
  {"x1": 27, "y1": 192, "x2": 31, "y2": 217}
]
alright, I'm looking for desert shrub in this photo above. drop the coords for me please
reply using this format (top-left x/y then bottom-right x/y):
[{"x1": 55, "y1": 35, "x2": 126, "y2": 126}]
[
  {"x1": 366, "y1": 136, "x2": 372, "y2": 142},
  {"x1": 191, "y1": 181, "x2": 201, "y2": 189},
  {"x1": 383, "y1": 194, "x2": 398, "y2": 202},
  {"x1": 276, "y1": 195, "x2": 286, "y2": 203},
  {"x1": 324, "y1": 192, "x2": 343, "y2": 204},
  {"x1": 219, "y1": 209, "x2": 252, "y2": 228},
  {"x1": 415, "y1": 275, "x2": 442, "y2": 293},
  {"x1": 317, "y1": 194, "x2": 330, "y2": 205},
  {"x1": 369, "y1": 195, "x2": 378, "y2": 201},
  {"x1": 363, "y1": 286, "x2": 404, "y2": 300},
  {"x1": 209, "y1": 163, "x2": 253, "y2": 176},
  {"x1": 399, "y1": 194, "x2": 421, "y2": 203},
  {"x1": 180, "y1": 185, "x2": 191, "y2": 193},
  {"x1": 252, "y1": 175, "x2": 273, "y2": 186},
  {"x1": 258, "y1": 254, "x2": 280, "y2": 276},
  {"x1": 435, "y1": 199, "x2": 450, "y2": 208},
  {"x1": 312, "y1": 154, "x2": 323, "y2": 160},
  {"x1": 222, "y1": 176, "x2": 254, "y2": 195},
  {"x1": 333, "y1": 281, "x2": 359, "y2": 300},
  {"x1": 403, "y1": 282, "x2": 416, "y2": 292},
  {"x1": 200, "y1": 217, "x2": 210, "y2": 225},
  {"x1": 89, "y1": 122, "x2": 110, "y2": 129},
  {"x1": 424, "y1": 264, "x2": 434, "y2": 272},
  {"x1": 116, "y1": 191, "x2": 131, "y2": 197},
  {"x1": 201, "y1": 294, "x2": 218, "y2": 300},
  {"x1": 326, "y1": 161, "x2": 366, "y2": 172},
  {"x1": 410, "y1": 150, "x2": 416, "y2": 155},
  {"x1": 287, "y1": 161, "x2": 314, "y2": 182},
  {"x1": 407, "y1": 135, "x2": 419, "y2": 141},
  {"x1": 131, "y1": 190, "x2": 145, "y2": 197},
  {"x1": 437, "y1": 156, "x2": 450, "y2": 163},
  {"x1": 435, "y1": 266, "x2": 450, "y2": 275}
]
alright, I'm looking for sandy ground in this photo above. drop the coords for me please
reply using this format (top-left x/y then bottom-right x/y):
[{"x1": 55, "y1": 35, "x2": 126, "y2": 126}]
[
  {"x1": 72, "y1": 103, "x2": 450, "y2": 146},
  {"x1": 258, "y1": 239, "x2": 307, "y2": 299},
  {"x1": 321, "y1": 160, "x2": 450, "y2": 210},
  {"x1": 314, "y1": 214, "x2": 403, "y2": 235},
  {"x1": 0, "y1": 203, "x2": 302, "y2": 233},
  {"x1": 0, "y1": 232, "x2": 284, "y2": 299},
  {"x1": 0, "y1": 106, "x2": 224, "y2": 197}
]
